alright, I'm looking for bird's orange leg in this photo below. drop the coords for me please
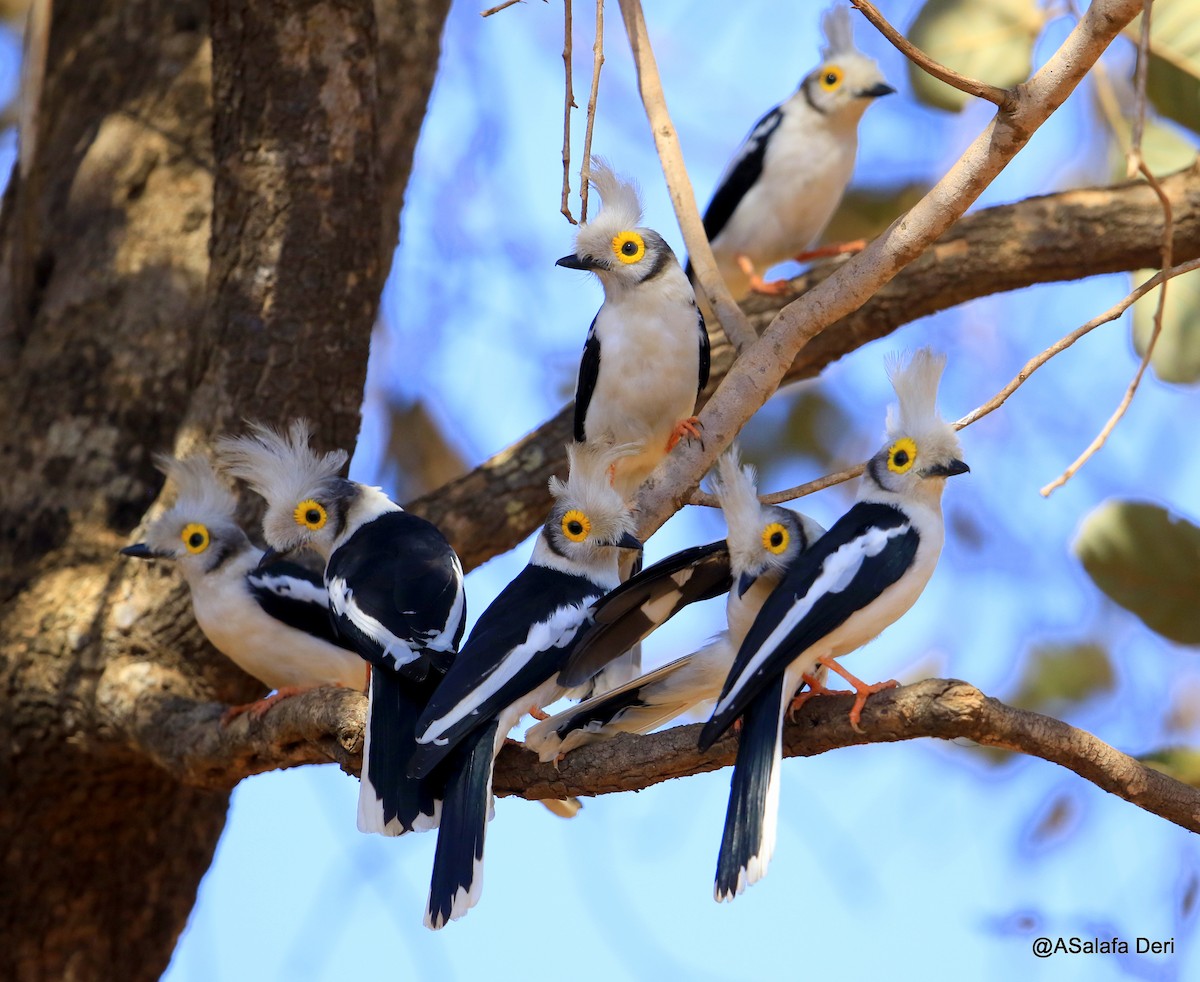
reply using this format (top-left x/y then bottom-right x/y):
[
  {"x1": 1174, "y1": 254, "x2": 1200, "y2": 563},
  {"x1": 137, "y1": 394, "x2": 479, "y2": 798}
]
[
  {"x1": 817, "y1": 656, "x2": 897, "y2": 733},
  {"x1": 221, "y1": 684, "x2": 318, "y2": 726},
  {"x1": 528, "y1": 705, "x2": 550, "y2": 721},
  {"x1": 737, "y1": 254, "x2": 794, "y2": 296},
  {"x1": 792, "y1": 239, "x2": 868, "y2": 264},
  {"x1": 788, "y1": 672, "x2": 843, "y2": 721},
  {"x1": 666, "y1": 416, "x2": 704, "y2": 452}
]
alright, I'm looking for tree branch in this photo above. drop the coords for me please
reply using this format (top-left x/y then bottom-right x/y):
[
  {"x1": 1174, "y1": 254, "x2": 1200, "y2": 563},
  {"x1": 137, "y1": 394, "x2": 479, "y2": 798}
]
[
  {"x1": 410, "y1": 161, "x2": 1200, "y2": 571},
  {"x1": 147, "y1": 679, "x2": 1200, "y2": 836}
]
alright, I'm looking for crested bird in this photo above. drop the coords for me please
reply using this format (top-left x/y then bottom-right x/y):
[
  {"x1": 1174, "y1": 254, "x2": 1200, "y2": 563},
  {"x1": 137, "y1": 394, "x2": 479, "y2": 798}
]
[
  {"x1": 409, "y1": 442, "x2": 642, "y2": 929},
  {"x1": 217, "y1": 420, "x2": 466, "y2": 836},
  {"x1": 528, "y1": 447, "x2": 825, "y2": 761},
  {"x1": 558, "y1": 158, "x2": 710, "y2": 501},
  {"x1": 698, "y1": 349, "x2": 968, "y2": 901},
  {"x1": 120, "y1": 453, "x2": 366, "y2": 721},
  {"x1": 689, "y1": 3, "x2": 894, "y2": 299}
]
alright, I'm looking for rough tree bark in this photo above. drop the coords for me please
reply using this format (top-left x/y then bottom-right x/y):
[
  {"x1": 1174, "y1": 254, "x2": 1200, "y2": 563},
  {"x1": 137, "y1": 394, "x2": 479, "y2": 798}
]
[{"x1": 0, "y1": 2, "x2": 448, "y2": 979}]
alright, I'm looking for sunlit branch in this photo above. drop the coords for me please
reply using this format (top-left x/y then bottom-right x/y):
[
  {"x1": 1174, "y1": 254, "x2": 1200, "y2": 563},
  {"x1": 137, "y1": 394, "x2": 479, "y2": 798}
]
[{"x1": 578, "y1": 0, "x2": 604, "y2": 222}]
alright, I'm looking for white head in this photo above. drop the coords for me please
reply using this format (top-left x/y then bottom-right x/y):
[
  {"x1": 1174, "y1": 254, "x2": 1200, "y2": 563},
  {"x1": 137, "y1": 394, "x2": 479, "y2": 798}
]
[
  {"x1": 216, "y1": 419, "x2": 356, "y2": 560},
  {"x1": 120, "y1": 453, "x2": 253, "y2": 582},
  {"x1": 555, "y1": 158, "x2": 682, "y2": 295},
  {"x1": 709, "y1": 447, "x2": 825, "y2": 590},
  {"x1": 542, "y1": 442, "x2": 642, "y2": 567},
  {"x1": 863, "y1": 348, "x2": 969, "y2": 504},
  {"x1": 797, "y1": 4, "x2": 894, "y2": 121}
]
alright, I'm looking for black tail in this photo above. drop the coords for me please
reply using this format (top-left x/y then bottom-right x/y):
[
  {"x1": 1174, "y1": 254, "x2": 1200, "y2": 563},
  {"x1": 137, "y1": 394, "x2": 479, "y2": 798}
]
[
  {"x1": 426, "y1": 722, "x2": 499, "y2": 929},
  {"x1": 714, "y1": 674, "x2": 786, "y2": 902},
  {"x1": 358, "y1": 668, "x2": 442, "y2": 835}
]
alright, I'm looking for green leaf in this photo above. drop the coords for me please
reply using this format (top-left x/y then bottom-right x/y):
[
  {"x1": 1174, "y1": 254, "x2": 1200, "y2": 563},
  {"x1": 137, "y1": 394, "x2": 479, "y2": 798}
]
[
  {"x1": 1141, "y1": 747, "x2": 1200, "y2": 787},
  {"x1": 1128, "y1": 0, "x2": 1200, "y2": 137},
  {"x1": 1098, "y1": 97, "x2": 1199, "y2": 182},
  {"x1": 1074, "y1": 500, "x2": 1200, "y2": 645},
  {"x1": 1010, "y1": 642, "x2": 1113, "y2": 712},
  {"x1": 1132, "y1": 265, "x2": 1200, "y2": 384},
  {"x1": 906, "y1": 0, "x2": 1043, "y2": 112}
]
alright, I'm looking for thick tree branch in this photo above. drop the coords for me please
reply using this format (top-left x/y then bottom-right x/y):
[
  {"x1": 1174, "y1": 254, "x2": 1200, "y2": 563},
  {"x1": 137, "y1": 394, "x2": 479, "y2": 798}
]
[
  {"x1": 410, "y1": 162, "x2": 1200, "y2": 571},
  {"x1": 146, "y1": 679, "x2": 1200, "y2": 836}
]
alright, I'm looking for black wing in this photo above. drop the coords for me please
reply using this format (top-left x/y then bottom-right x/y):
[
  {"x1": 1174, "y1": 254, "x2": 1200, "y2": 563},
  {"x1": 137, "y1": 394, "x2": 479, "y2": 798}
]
[
  {"x1": 325, "y1": 511, "x2": 465, "y2": 679},
  {"x1": 573, "y1": 314, "x2": 601, "y2": 443},
  {"x1": 411, "y1": 563, "x2": 602, "y2": 777},
  {"x1": 697, "y1": 306, "x2": 711, "y2": 394},
  {"x1": 702, "y1": 105, "x2": 784, "y2": 245},
  {"x1": 699, "y1": 501, "x2": 918, "y2": 749},
  {"x1": 246, "y1": 560, "x2": 352, "y2": 650},
  {"x1": 558, "y1": 540, "x2": 732, "y2": 687}
]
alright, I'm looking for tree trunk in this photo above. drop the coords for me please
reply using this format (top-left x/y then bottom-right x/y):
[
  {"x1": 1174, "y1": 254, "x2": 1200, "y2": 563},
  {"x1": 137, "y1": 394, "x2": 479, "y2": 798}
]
[{"x1": 0, "y1": 1, "x2": 446, "y2": 977}]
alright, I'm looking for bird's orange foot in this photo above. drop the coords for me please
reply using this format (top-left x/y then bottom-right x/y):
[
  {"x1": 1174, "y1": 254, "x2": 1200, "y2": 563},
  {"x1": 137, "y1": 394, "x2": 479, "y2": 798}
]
[
  {"x1": 792, "y1": 239, "x2": 867, "y2": 264},
  {"x1": 817, "y1": 656, "x2": 897, "y2": 734},
  {"x1": 666, "y1": 417, "x2": 703, "y2": 452},
  {"x1": 528, "y1": 704, "x2": 550, "y2": 721},
  {"x1": 737, "y1": 254, "x2": 794, "y2": 296},
  {"x1": 220, "y1": 685, "x2": 314, "y2": 726},
  {"x1": 788, "y1": 672, "x2": 843, "y2": 721}
]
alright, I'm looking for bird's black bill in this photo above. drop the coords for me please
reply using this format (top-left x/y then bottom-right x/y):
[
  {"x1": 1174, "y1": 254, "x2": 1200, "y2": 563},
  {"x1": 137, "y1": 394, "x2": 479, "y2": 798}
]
[
  {"x1": 859, "y1": 82, "x2": 897, "y2": 98},
  {"x1": 256, "y1": 546, "x2": 284, "y2": 570},
  {"x1": 120, "y1": 542, "x2": 157, "y2": 560},
  {"x1": 925, "y1": 459, "x2": 970, "y2": 478},
  {"x1": 556, "y1": 253, "x2": 601, "y2": 271},
  {"x1": 615, "y1": 532, "x2": 643, "y2": 552},
  {"x1": 736, "y1": 571, "x2": 758, "y2": 599}
]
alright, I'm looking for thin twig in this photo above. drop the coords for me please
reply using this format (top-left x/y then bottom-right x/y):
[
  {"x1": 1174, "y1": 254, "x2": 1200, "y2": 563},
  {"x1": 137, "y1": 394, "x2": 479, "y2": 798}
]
[
  {"x1": 1042, "y1": 0, "x2": 1173, "y2": 497},
  {"x1": 481, "y1": 0, "x2": 523, "y2": 17},
  {"x1": 616, "y1": 0, "x2": 756, "y2": 354},
  {"x1": 1125, "y1": 0, "x2": 1152, "y2": 177},
  {"x1": 578, "y1": 0, "x2": 604, "y2": 222},
  {"x1": 560, "y1": 0, "x2": 577, "y2": 224},
  {"x1": 687, "y1": 258, "x2": 1200, "y2": 510},
  {"x1": 1041, "y1": 167, "x2": 1176, "y2": 496},
  {"x1": 852, "y1": 0, "x2": 1015, "y2": 110}
]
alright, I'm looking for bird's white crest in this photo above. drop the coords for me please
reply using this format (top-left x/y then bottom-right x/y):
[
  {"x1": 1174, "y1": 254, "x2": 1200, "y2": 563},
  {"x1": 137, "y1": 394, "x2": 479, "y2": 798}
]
[
  {"x1": 820, "y1": 3, "x2": 859, "y2": 57},
  {"x1": 708, "y1": 448, "x2": 767, "y2": 573},
  {"x1": 154, "y1": 452, "x2": 239, "y2": 527},
  {"x1": 571, "y1": 158, "x2": 644, "y2": 261},
  {"x1": 885, "y1": 348, "x2": 946, "y2": 438},
  {"x1": 549, "y1": 441, "x2": 639, "y2": 536},
  {"x1": 216, "y1": 419, "x2": 348, "y2": 506}
]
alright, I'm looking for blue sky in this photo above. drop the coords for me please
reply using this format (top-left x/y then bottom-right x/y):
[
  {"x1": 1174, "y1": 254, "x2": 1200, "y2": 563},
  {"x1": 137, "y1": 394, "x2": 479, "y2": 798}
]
[{"x1": 149, "y1": 2, "x2": 1200, "y2": 979}]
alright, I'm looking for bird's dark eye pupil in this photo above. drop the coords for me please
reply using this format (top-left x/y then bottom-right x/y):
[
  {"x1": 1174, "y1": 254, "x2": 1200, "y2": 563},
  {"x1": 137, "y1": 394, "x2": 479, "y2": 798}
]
[
  {"x1": 622, "y1": 240, "x2": 638, "y2": 255},
  {"x1": 189, "y1": 533, "x2": 204, "y2": 547},
  {"x1": 306, "y1": 509, "x2": 321, "y2": 524},
  {"x1": 894, "y1": 450, "x2": 909, "y2": 466},
  {"x1": 567, "y1": 521, "x2": 584, "y2": 536},
  {"x1": 770, "y1": 532, "x2": 783, "y2": 547},
  {"x1": 825, "y1": 72, "x2": 838, "y2": 85}
]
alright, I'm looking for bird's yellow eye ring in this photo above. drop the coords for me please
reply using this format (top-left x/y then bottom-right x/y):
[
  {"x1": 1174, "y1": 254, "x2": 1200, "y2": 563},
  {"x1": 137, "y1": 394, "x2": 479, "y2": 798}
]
[
  {"x1": 819, "y1": 65, "x2": 843, "y2": 91},
  {"x1": 762, "y1": 522, "x2": 789, "y2": 555},
  {"x1": 562, "y1": 509, "x2": 591, "y2": 542},
  {"x1": 887, "y1": 438, "x2": 918, "y2": 474},
  {"x1": 612, "y1": 231, "x2": 645, "y2": 265},
  {"x1": 294, "y1": 499, "x2": 328, "y2": 531},
  {"x1": 181, "y1": 523, "x2": 210, "y2": 555}
]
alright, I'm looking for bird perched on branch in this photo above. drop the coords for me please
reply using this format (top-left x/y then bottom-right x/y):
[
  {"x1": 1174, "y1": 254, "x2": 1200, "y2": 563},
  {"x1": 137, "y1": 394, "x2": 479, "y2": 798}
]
[
  {"x1": 528, "y1": 448, "x2": 825, "y2": 761},
  {"x1": 698, "y1": 349, "x2": 968, "y2": 902},
  {"x1": 558, "y1": 159, "x2": 710, "y2": 501},
  {"x1": 409, "y1": 442, "x2": 642, "y2": 929},
  {"x1": 217, "y1": 420, "x2": 465, "y2": 837},
  {"x1": 121, "y1": 453, "x2": 366, "y2": 721},
  {"x1": 689, "y1": 3, "x2": 894, "y2": 299}
]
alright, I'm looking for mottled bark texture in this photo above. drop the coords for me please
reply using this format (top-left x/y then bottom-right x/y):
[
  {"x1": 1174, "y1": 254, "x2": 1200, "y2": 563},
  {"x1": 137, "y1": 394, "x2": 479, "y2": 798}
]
[{"x1": 0, "y1": 1, "x2": 447, "y2": 978}]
